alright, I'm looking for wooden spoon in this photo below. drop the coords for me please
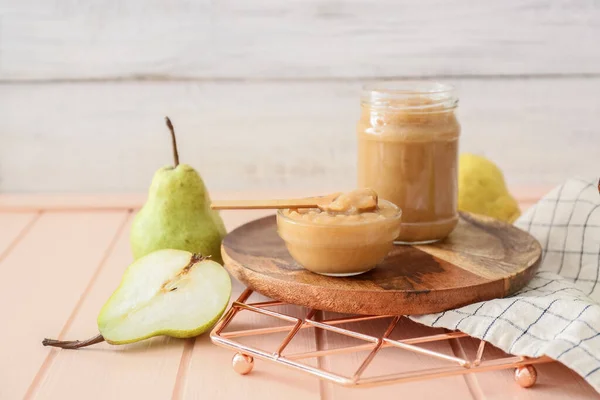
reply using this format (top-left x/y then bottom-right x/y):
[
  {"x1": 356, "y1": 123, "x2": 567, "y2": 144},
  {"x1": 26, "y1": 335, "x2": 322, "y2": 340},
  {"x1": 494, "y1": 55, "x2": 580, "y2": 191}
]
[{"x1": 211, "y1": 190, "x2": 378, "y2": 212}]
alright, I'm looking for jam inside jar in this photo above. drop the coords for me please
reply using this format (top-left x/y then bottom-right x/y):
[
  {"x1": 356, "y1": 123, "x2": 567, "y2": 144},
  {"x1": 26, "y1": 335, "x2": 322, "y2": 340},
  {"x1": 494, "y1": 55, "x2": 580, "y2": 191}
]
[{"x1": 357, "y1": 81, "x2": 460, "y2": 244}]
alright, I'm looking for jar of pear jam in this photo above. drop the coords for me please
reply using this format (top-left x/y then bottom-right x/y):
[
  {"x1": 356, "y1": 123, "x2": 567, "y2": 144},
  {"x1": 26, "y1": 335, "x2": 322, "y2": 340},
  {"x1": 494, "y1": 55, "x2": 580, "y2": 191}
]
[{"x1": 357, "y1": 81, "x2": 460, "y2": 244}]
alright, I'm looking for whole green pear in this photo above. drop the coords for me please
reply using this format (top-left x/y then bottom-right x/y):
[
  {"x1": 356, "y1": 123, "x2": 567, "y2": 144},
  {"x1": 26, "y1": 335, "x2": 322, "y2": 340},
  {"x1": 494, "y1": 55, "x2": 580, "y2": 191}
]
[{"x1": 130, "y1": 117, "x2": 227, "y2": 263}]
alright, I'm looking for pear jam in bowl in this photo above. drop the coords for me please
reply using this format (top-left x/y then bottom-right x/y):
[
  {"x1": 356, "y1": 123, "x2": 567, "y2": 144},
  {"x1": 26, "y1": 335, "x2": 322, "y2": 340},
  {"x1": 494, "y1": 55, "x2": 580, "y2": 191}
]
[{"x1": 276, "y1": 189, "x2": 402, "y2": 276}]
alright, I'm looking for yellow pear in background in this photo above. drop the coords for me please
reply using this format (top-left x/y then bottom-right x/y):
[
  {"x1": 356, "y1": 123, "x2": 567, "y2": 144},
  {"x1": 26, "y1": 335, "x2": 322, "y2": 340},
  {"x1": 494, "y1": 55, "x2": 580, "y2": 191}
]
[
  {"x1": 130, "y1": 118, "x2": 227, "y2": 263},
  {"x1": 458, "y1": 153, "x2": 521, "y2": 223}
]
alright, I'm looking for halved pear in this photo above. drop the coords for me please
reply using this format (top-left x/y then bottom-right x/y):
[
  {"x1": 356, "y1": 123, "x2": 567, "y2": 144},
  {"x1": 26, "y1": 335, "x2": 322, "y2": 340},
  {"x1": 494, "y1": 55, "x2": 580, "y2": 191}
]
[
  {"x1": 98, "y1": 249, "x2": 231, "y2": 344},
  {"x1": 42, "y1": 249, "x2": 231, "y2": 349}
]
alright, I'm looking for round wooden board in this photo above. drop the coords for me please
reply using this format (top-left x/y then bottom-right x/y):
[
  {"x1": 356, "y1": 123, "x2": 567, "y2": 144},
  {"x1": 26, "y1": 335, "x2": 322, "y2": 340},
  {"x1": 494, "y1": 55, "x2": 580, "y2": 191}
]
[{"x1": 222, "y1": 212, "x2": 542, "y2": 315}]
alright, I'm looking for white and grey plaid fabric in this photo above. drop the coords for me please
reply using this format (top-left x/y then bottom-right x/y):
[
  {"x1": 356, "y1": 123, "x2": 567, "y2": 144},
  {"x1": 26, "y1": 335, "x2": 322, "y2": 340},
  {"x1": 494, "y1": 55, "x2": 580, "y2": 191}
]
[{"x1": 412, "y1": 177, "x2": 600, "y2": 393}]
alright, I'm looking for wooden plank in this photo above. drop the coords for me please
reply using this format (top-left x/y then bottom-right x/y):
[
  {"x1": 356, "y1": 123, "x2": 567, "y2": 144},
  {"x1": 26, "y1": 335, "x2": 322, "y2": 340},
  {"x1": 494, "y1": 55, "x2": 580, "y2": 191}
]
[
  {"x1": 513, "y1": 187, "x2": 553, "y2": 204},
  {"x1": 319, "y1": 316, "x2": 475, "y2": 399},
  {"x1": 0, "y1": 194, "x2": 146, "y2": 212},
  {"x1": 2, "y1": 1, "x2": 599, "y2": 80},
  {"x1": 180, "y1": 209, "x2": 321, "y2": 399},
  {"x1": 0, "y1": 211, "x2": 128, "y2": 399},
  {"x1": 0, "y1": 79, "x2": 597, "y2": 193},
  {"x1": 31, "y1": 212, "x2": 194, "y2": 400},
  {"x1": 0, "y1": 212, "x2": 38, "y2": 257},
  {"x1": 456, "y1": 337, "x2": 599, "y2": 399}
]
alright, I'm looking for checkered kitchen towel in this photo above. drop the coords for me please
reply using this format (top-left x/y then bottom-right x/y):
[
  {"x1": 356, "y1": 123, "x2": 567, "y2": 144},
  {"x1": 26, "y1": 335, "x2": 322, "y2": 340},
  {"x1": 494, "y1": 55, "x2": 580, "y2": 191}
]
[{"x1": 412, "y1": 177, "x2": 600, "y2": 392}]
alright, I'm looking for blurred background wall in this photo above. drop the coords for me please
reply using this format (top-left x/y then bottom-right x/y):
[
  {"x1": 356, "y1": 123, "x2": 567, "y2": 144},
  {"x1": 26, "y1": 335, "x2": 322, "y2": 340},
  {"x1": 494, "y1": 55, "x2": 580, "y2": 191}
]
[{"x1": 1, "y1": 0, "x2": 598, "y2": 193}]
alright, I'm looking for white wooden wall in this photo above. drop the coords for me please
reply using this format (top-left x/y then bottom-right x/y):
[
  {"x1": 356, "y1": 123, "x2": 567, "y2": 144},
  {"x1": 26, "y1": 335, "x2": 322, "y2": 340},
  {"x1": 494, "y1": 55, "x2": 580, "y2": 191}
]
[{"x1": 1, "y1": 1, "x2": 599, "y2": 193}]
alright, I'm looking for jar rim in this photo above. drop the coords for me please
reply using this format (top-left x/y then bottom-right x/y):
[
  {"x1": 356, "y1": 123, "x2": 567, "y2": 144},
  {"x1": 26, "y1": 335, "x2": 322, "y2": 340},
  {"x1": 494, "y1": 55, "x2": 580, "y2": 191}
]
[
  {"x1": 361, "y1": 80, "x2": 458, "y2": 110},
  {"x1": 362, "y1": 80, "x2": 455, "y2": 95}
]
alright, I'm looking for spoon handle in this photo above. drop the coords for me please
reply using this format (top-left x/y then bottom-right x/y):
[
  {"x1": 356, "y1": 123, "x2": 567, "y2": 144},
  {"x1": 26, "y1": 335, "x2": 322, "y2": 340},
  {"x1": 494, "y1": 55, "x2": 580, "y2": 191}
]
[{"x1": 210, "y1": 198, "x2": 319, "y2": 210}]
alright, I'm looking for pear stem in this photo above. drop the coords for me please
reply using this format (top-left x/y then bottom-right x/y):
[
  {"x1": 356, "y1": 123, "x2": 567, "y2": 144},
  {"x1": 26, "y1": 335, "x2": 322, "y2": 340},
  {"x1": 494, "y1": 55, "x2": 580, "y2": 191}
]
[
  {"x1": 165, "y1": 116, "x2": 180, "y2": 167},
  {"x1": 42, "y1": 334, "x2": 105, "y2": 349}
]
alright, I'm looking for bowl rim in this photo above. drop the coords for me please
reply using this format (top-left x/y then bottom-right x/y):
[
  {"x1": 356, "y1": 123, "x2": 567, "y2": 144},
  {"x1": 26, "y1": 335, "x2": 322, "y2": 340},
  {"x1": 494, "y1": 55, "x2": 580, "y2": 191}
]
[{"x1": 276, "y1": 199, "x2": 402, "y2": 228}]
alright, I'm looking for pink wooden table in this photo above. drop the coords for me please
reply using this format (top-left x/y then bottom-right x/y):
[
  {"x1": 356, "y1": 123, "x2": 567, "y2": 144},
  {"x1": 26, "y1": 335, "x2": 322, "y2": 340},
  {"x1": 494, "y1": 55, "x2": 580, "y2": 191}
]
[{"x1": 1, "y1": 190, "x2": 598, "y2": 400}]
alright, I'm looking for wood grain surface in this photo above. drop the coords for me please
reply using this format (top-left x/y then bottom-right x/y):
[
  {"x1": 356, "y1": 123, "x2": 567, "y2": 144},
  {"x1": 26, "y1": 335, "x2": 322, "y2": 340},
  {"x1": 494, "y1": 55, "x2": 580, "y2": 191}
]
[
  {"x1": 0, "y1": 211, "x2": 129, "y2": 399},
  {"x1": 2, "y1": 79, "x2": 598, "y2": 194},
  {"x1": 0, "y1": 192, "x2": 597, "y2": 399},
  {"x1": 222, "y1": 212, "x2": 542, "y2": 315},
  {"x1": 2, "y1": 1, "x2": 599, "y2": 80},
  {"x1": 1, "y1": 1, "x2": 598, "y2": 193}
]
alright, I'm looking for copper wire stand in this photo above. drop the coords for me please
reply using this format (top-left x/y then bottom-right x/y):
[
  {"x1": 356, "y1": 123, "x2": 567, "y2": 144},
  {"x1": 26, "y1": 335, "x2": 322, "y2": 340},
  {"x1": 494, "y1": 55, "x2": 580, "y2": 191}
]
[{"x1": 210, "y1": 288, "x2": 553, "y2": 389}]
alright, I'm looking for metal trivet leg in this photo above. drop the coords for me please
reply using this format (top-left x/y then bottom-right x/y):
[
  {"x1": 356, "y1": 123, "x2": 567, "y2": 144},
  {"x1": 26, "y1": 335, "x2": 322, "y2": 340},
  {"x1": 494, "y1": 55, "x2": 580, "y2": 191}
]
[
  {"x1": 515, "y1": 365, "x2": 538, "y2": 388},
  {"x1": 232, "y1": 353, "x2": 254, "y2": 375}
]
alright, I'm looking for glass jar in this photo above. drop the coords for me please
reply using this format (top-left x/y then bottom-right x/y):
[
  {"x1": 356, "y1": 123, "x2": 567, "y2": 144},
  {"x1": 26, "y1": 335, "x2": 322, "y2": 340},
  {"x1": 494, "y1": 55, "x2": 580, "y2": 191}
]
[{"x1": 357, "y1": 81, "x2": 460, "y2": 244}]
